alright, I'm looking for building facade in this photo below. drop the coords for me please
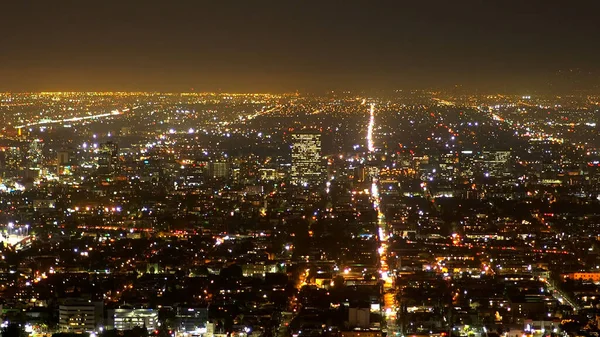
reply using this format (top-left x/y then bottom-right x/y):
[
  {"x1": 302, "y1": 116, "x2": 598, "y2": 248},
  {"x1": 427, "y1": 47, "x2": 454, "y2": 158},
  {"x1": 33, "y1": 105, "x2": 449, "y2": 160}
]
[
  {"x1": 113, "y1": 308, "x2": 158, "y2": 331},
  {"x1": 58, "y1": 301, "x2": 103, "y2": 333},
  {"x1": 290, "y1": 132, "x2": 324, "y2": 186}
]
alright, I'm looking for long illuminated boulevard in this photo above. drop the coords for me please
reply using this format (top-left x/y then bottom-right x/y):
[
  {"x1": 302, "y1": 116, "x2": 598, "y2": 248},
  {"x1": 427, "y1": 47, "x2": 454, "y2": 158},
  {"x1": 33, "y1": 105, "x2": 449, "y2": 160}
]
[
  {"x1": 365, "y1": 103, "x2": 398, "y2": 336},
  {"x1": 14, "y1": 107, "x2": 134, "y2": 129}
]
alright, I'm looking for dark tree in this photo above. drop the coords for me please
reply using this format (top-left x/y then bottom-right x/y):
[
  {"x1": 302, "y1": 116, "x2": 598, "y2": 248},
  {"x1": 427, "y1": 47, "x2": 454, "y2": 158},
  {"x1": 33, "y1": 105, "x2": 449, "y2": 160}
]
[
  {"x1": 220, "y1": 264, "x2": 243, "y2": 280},
  {"x1": 1, "y1": 324, "x2": 26, "y2": 337}
]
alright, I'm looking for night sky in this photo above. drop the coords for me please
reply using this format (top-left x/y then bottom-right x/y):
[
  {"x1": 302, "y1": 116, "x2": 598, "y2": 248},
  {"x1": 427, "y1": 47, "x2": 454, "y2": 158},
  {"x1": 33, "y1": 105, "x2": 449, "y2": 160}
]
[{"x1": 1, "y1": 0, "x2": 599, "y2": 92}]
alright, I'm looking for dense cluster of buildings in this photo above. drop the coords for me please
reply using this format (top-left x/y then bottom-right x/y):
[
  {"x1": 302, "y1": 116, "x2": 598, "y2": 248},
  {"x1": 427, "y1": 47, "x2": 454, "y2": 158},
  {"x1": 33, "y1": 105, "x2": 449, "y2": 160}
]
[{"x1": 0, "y1": 92, "x2": 599, "y2": 337}]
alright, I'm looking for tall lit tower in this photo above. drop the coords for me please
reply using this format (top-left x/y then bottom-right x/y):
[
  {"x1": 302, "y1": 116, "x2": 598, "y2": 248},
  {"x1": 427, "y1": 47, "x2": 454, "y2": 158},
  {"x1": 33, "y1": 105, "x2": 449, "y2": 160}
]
[
  {"x1": 28, "y1": 139, "x2": 44, "y2": 168},
  {"x1": 97, "y1": 141, "x2": 119, "y2": 176},
  {"x1": 290, "y1": 131, "x2": 324, "y2": 186}
]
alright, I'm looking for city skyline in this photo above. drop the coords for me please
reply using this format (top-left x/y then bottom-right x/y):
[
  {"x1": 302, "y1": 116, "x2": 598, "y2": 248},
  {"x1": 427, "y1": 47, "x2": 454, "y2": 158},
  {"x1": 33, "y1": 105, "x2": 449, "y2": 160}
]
[
  {"x1": 1, "y1": 88, "x2": 600, "y2": 337},
  {"x1": 2, "y1": 2, "x2": 600, "y2": 337}
]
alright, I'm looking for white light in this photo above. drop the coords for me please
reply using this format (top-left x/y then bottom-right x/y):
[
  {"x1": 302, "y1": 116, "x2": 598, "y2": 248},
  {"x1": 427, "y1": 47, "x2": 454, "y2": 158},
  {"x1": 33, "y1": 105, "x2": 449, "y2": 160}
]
[{"x1": 367, "y1": 104, "x2": 376, "y2": 152}]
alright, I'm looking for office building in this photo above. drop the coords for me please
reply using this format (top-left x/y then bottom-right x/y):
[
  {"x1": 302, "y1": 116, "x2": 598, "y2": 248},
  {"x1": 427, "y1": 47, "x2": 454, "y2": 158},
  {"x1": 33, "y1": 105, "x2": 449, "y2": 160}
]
[
  {"x1": 113, "y1": 308, "x2": 158, "y2": 331},
  {"x1": 28, "y1": 140, "x2": 44, "y2": 169},
  {"x1": 291, "y1": 132, "x2": 324, "y2": 186},
  {"x1": 176, "y1": 306, "x2": 209, "y2": 333},
  {"x1": 348, "y1": 307, "x2": 370, "y2": 328},
  {"x1": 97, "y1": 141, "x2": 119, "y2": 175},
  {"x1": 208, "y1": 161, "x2": 230, "y2": 179},
  {"x1": 58, "y1": 300, "x2": 103, "y2": 333}
]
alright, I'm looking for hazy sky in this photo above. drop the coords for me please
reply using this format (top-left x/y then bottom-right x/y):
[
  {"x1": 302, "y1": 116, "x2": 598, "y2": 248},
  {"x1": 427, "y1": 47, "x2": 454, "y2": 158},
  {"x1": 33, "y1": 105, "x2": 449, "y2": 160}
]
[{"x1": 1, "y1": 0, "x2": 599, "y2": 92}]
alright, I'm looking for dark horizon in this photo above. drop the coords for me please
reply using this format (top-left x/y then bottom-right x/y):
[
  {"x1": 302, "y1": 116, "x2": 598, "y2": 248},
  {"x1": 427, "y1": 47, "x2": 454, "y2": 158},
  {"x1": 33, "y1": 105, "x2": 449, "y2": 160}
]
[{"x1": 1, "y1": 0, "x2": 599, "y2": 93}]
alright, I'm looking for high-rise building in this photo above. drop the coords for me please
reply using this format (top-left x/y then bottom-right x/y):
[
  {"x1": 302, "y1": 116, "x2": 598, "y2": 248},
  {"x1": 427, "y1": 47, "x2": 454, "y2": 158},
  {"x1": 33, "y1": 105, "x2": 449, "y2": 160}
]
[
  {"x1": 57, "y1": 151, "x2": 70, "y2": 166},
  {"x1": 28, "y1": 140, "x2": 44, "y2": 169},
  {"x1": 0, "y1": 146, "x2": 22, "y2": 178},
  {"x1": 480, "y1": 150, "x2": 512, "y2": 177},
  {"x1": 97, "y1": 141, "x2": 119, "y2": 176},
  {"x1": 57, "y1": 150, "x2": 70, "y2": 175},
  {"x1": 259, "y1": 168, "x2": 277, "y2": 181},
  {"x1": 353, "y1": 166, "x2": 368, "y2": 183},
  {"x1": 291, "y1": 132, "x2": 324, "y2": 186},
  {"x1": 208, "y1": 161, "x2": 230, "y2": 179}
]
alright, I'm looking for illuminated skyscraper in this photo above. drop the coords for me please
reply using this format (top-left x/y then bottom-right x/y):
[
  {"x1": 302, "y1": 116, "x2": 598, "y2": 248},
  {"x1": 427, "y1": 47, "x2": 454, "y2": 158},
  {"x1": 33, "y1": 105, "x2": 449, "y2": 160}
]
[
  {"x1": 208, "y1": 161, "x2": 230, "y2": 179},
  {"x1": 291, "y1": 131, "x2": 324, "y2": 186},
  {"x1": 28, "y1": 139, "x2": 44, "y2": 169},
  {"x1": 97, "y1": 141, "x2": 119, "y2": 176},
  {"x1": 57, "y1": 150, "x2": 70, "y2": 175},
  {"x1": 0, "y1": 147, "x2": 22, "y2": 177}
]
